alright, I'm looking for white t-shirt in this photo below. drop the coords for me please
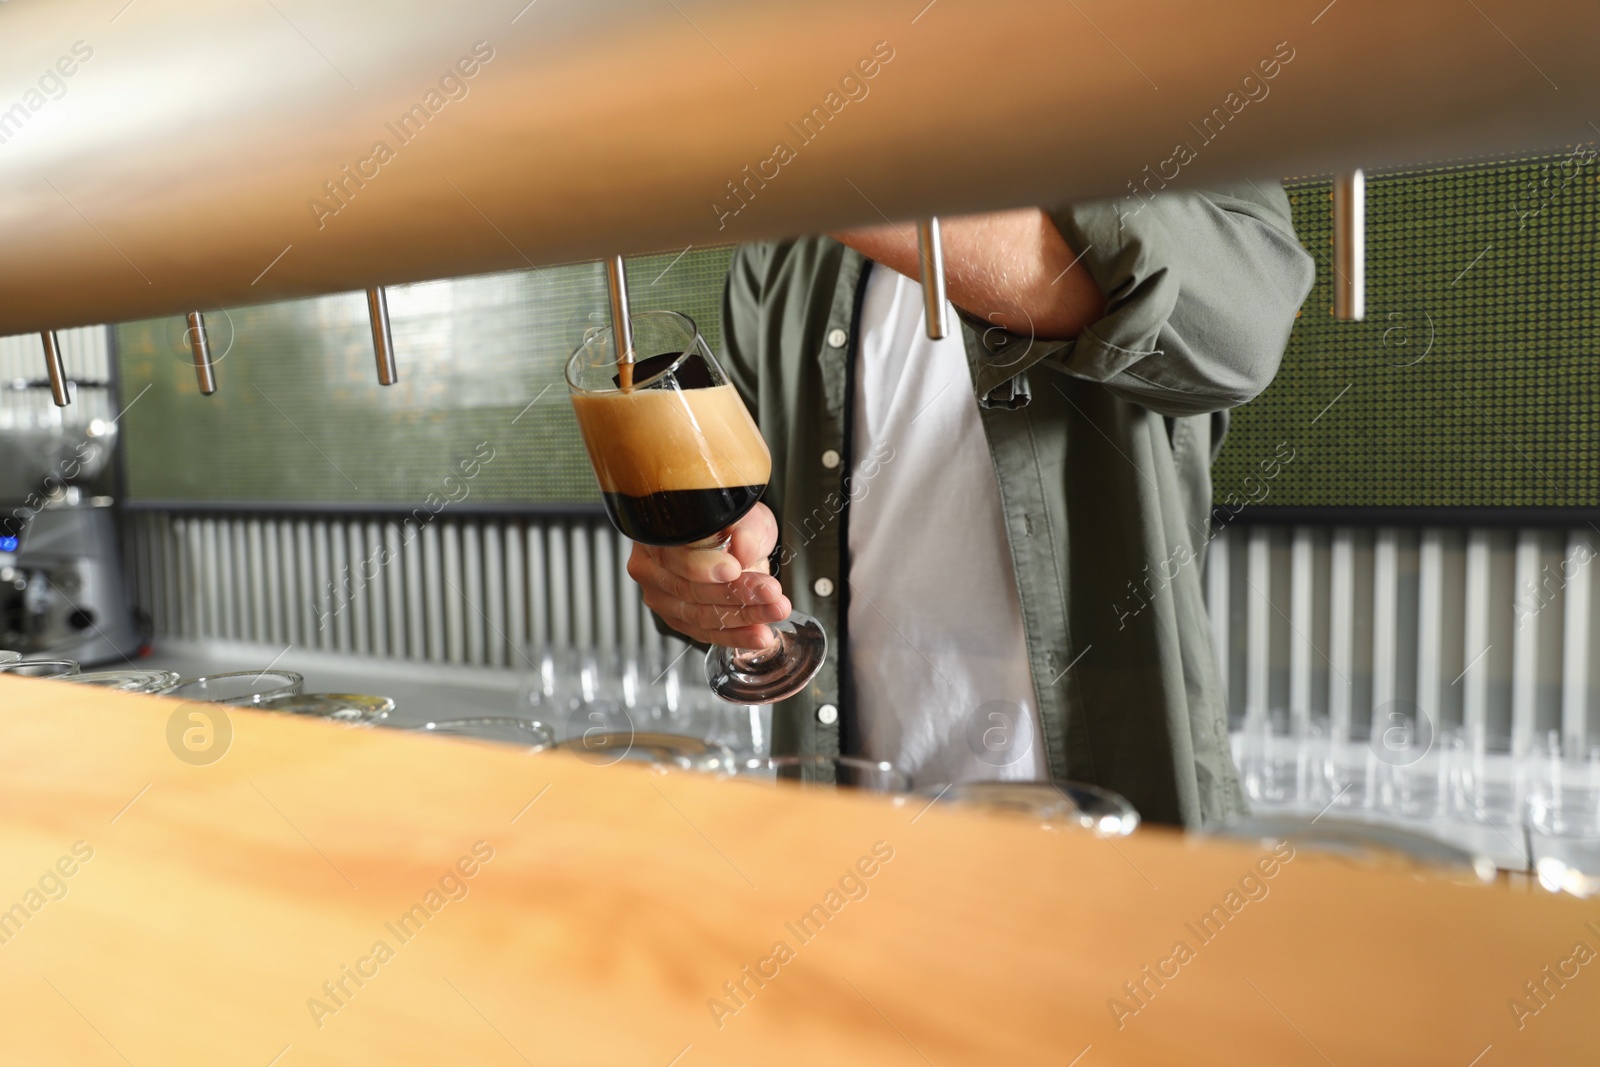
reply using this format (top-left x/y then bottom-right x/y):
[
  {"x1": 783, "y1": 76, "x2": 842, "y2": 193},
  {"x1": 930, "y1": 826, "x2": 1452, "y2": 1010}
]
[{"x1": 847, "y1": 265, "x2": 1048, "y2": 786}]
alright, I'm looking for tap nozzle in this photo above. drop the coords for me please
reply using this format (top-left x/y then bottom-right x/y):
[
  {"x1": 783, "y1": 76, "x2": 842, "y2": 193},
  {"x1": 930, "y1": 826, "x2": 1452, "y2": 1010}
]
[
  {"x1": 187, "y1": 311, "x2": 217, "y2": 395},
  {"x1": 367, "y1": 287, "x2": 397, "y2": 386},
  {"x1": 917, "y1": 218, "x2": 948, "y2": 340},
  {"x1": 605, "y1": 255, "x2": 634, "y2": 365},
  {"x1": 1333, "y1": 170, "x2": 1365, "y2": 322},
  {"x1": 40, "y1": 331, "x2": 69, "y2": 407}
]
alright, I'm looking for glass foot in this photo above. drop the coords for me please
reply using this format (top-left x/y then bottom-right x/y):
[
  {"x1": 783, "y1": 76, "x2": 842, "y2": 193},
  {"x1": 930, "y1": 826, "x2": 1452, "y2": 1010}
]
[{"x1": 705, "y1": 612, "x2": 827, "y2": 704}]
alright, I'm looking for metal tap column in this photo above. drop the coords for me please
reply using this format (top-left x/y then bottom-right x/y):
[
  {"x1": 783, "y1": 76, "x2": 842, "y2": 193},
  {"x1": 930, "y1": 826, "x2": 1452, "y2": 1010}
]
[
  {"x1": 187, "y1": 311, "x2": 217, "y2": 395},
  {"x1": 1333, "y1": 170, "x2": 1365, "y2": 322},
  {"x1": 606, "y1": 255, "x2": 634, "y2": 366},
  {"x1": 917, "y1": 218, "x2": 948, "y2": 340},
  {"x1": 367, "y1": 287, "x2": 397, "y2": 385},
  {"x1": 40, "y1": 331, "x2": 69, "y2": 407}
]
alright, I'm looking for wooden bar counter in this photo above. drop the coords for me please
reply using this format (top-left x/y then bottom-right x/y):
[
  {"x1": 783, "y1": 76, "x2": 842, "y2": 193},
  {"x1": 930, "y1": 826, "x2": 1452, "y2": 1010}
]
[{"x1": 1, "y1": 676, "x2": 1594, "y2": 1064}]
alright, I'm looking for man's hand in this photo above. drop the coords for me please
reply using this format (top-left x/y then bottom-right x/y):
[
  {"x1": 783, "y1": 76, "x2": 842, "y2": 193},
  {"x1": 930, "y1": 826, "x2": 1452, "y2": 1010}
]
[{"x1": 626, "y1": 501, "x2": 790, "y2": 650}]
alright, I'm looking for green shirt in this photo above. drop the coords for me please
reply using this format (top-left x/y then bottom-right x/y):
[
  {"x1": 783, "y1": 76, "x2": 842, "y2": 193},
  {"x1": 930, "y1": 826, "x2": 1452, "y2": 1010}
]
[{"x1": 698, "y1": 183, "x2": 1314, "y2": 827}]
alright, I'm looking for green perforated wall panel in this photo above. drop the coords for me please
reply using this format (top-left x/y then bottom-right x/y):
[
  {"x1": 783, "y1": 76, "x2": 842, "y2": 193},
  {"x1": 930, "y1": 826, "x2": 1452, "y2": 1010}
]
[
  {"x1": 117, "y1": 148, "x2": 1599, "y2": 512},
  {"x1": 1213, "y1": 146, "x2": 1599, "y2": 510},
  {"x1": 116, "y1": 247, "x2": 734, "y2": 507}
]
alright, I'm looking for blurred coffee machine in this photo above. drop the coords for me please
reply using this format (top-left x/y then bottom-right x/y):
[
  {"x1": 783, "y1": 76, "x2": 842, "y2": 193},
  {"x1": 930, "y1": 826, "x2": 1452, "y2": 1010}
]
[{"x1": 0, "y1": 349, "x2": 142, "y2": 666}]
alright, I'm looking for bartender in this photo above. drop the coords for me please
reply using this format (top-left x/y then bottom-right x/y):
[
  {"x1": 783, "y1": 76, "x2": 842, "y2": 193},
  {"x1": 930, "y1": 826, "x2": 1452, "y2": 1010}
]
[{"x1": 626, "y1": 187, "x2": 1314, "y2": 827}]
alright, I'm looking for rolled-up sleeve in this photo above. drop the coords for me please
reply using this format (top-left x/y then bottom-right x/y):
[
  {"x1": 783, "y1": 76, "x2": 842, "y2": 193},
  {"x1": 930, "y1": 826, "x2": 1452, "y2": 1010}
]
[{"x1": 979, "y1": 183, "x2": 1315, "y2": 418}]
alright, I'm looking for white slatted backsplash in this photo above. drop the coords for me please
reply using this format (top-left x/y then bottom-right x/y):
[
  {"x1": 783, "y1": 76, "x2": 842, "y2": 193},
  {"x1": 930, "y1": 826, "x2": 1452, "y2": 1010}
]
[
  {"x1": 124, "y1": 511, "x2": 1599, "y2": 755},
  {"x1": 123, "y1": 511, "x2": 686, "y2": 672},
  {"x1": 1209, "y1": 524, "x2": 1599, "y2": 751}
]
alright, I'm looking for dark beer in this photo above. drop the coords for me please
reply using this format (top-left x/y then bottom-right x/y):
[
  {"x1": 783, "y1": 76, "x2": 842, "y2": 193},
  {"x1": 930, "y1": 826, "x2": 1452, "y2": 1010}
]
[
  {"x1": 601, "y1": 485, "x2": 763, "y2": 546},
  {"x1": 570, "y1": 377, "x2": 771, "y2": 548}
]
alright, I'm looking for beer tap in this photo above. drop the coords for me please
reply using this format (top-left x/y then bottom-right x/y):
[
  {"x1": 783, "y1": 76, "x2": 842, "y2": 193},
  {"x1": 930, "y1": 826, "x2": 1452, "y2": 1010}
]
[
  {"x1": 606, "y1": 255, "x2": 634, "y2": 368},
  {"x1": 366, "y1": 287, "x2": 397, "y2": 386},
  {"x1": 916, "y1": 218, "x2": 948, "y2": 340},
  {"x1": 1333, "y1": 169, "x2": 1365, "y2": 321},
  {"x1": 40, "y1": 330, "x2": 69, "y2": 407},
  {"x1": 186, "y1": 311, "x2": 217, "y2": 395}
]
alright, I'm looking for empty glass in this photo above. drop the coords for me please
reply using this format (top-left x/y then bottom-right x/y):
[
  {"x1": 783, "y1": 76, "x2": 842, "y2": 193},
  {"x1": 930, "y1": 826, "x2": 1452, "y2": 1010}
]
[
  {"x1": 514, "y1": 643, "x2": 770, "y2": 759},
  {"x1": 1238, "y1": 709, "x2": 1312, "y2": 809},
  {"x1": 1229, "y1": 711, "x2": 1353, "y2": 813},
  {"x1": 65, "y1": 669, "x2": 180, "y2": 694},
  {"x1": 517, "y1": 644, "x2": 583, "y2": 719},
  {"x1": 1442, "y1": 722, "x2": 1524, "y2": 826},
  {"x1": 931, "y1": 780, "x2": 1141, "y2": 836},
  {"x1": 635, "y1": 653, "x2": 698, "y2": 733},
  {"x1": 559, "y1": 649, "x2": 637, "y2": 744},
  {"x1": 706, "y1": 702, "x2": 769, "y2": 758},
  {"x1": 411, "y1": 717, "x2": 555, "y2": 750},
  {"x1": 1227, "y1": 713, "x2": 1600, "y2": 878},
  {"x1": 581, "y1": 648, "x2": 649, "y2": 715},
  {"x1": 0, "y1": 658, "x2": 81, "y2": 679},
  {"x1": 554, "y1": 731, "x2": 736, "y2": 772},
  {"x1": 256, "y1": 693, "x2": 396, "y2": 725},
  {"x1": 1526, "y1": 733, "x2": 1600, "y2": 897},
  {"x1": 739, "y1": 755, "x2": 910, "y2": 794},
  {"x1": 165, "y1": 670, "x2": 303, "y2": 706},
  {"x1": 1371, "y1": 707, "x2": 1445, "y2": 821},
  {"x1": 1206, "y1": 813, "x2": 1496, "y2": 883}
]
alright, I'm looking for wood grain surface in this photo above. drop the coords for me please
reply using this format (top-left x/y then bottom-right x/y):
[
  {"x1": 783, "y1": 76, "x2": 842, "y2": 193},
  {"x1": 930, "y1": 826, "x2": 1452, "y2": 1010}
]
[{"x1": 0, "y1": 675, "x2": 1595, "y2": 1065}]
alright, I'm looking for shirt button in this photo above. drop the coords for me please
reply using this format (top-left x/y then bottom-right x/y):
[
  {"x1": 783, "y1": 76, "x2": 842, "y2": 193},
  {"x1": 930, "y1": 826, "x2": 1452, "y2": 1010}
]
[
  {"x1": 821, "y1": 449, "x2": 841, "y2": 470},
  {"x1": 826, "y1": 328, "x2": 848, "y2": 349},
  {"x1": 816, "y1": 703, "x2": 839, "y2": 725},
  {"x1": 813, "y1": 577, "x2": 834, "y2": 597}
]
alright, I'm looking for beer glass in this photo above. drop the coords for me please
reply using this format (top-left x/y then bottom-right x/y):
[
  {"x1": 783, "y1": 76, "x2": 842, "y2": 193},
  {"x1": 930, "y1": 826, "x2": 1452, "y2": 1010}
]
[
  {"x1": 741, "y1": 755, "x2": 910, "y2": 794},
  {"x1": 65, "y1": 669, "x2": 181, "y2": 694},
  {"x1": 0, "y1": 658, "x2": 81, "y2": 678},
  {"x1": 255, "y1": 693, "x2": 396, "y2": 724},
  {"x1": 1526, "y1": 732, "x2": 1600, "y2": 897},
  {"x1": 553, "y1": 731, "x2": 737, "y2": 773},
  {"x1": 411, "y1": 717, "x2": 555, "y2": 750},
  {"x1": 165, "y1": 670, "x2": 303, "y2": 706},
  {"x1": 934, "y1": 780, "x2": 1141, "y2": 836},
  {"x1": 566, "y1": 311, "x2": 826, "y2": 704}
]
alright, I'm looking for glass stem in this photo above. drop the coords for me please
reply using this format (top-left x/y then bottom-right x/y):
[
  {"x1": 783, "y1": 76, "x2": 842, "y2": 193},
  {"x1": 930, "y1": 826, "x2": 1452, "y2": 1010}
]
[
  {"x1": 739, "y1": 639, "x2": 784, "y2": 668},
  {"x1": 686, "y1": 531, "x2": 734, "y2": 553}
]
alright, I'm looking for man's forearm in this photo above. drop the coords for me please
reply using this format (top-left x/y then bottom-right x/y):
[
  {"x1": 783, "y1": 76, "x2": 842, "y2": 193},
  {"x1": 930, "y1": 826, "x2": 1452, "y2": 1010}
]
[{"x1": 831, "y1": 207, "x2": 1105, "y2": 340}]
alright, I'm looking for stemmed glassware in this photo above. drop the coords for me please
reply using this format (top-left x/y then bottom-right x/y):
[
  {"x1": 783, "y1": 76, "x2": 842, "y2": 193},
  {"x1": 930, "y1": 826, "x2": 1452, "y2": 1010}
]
[
  {"x1": 164, "y1": 670, "x2": 303, "y2": 706},
  {"x1": 566, "y1": 311, "x2": 825, "y2": 704},
  {"x1": 0, "y1": 658, "x2": 82, "y2": 679}
]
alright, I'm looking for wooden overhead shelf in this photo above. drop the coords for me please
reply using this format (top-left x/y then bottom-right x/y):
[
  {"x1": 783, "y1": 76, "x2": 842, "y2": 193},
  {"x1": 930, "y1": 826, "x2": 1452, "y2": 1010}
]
[{"x1": 0, "y1": 676, "x2": 1592, "y2": 1064}]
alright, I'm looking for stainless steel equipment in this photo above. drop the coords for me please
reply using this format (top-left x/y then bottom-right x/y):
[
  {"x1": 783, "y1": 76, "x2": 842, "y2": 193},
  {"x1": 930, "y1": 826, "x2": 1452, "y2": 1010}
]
[
  {"x1": 1, "y1": 492, "x2": 142, "y2": 666},
  {"x1": 0, "y1": 0, "x2": 1594, "y2": 335},
  {"x1": 0, "y1": 372, "x2": 141, "y2": 666}
]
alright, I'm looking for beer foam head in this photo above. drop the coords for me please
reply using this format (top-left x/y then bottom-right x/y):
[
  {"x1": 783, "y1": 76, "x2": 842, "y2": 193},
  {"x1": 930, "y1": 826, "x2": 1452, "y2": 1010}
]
[{"x1": 571, "y1": 383, "x2": 770, "y2": 497}]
